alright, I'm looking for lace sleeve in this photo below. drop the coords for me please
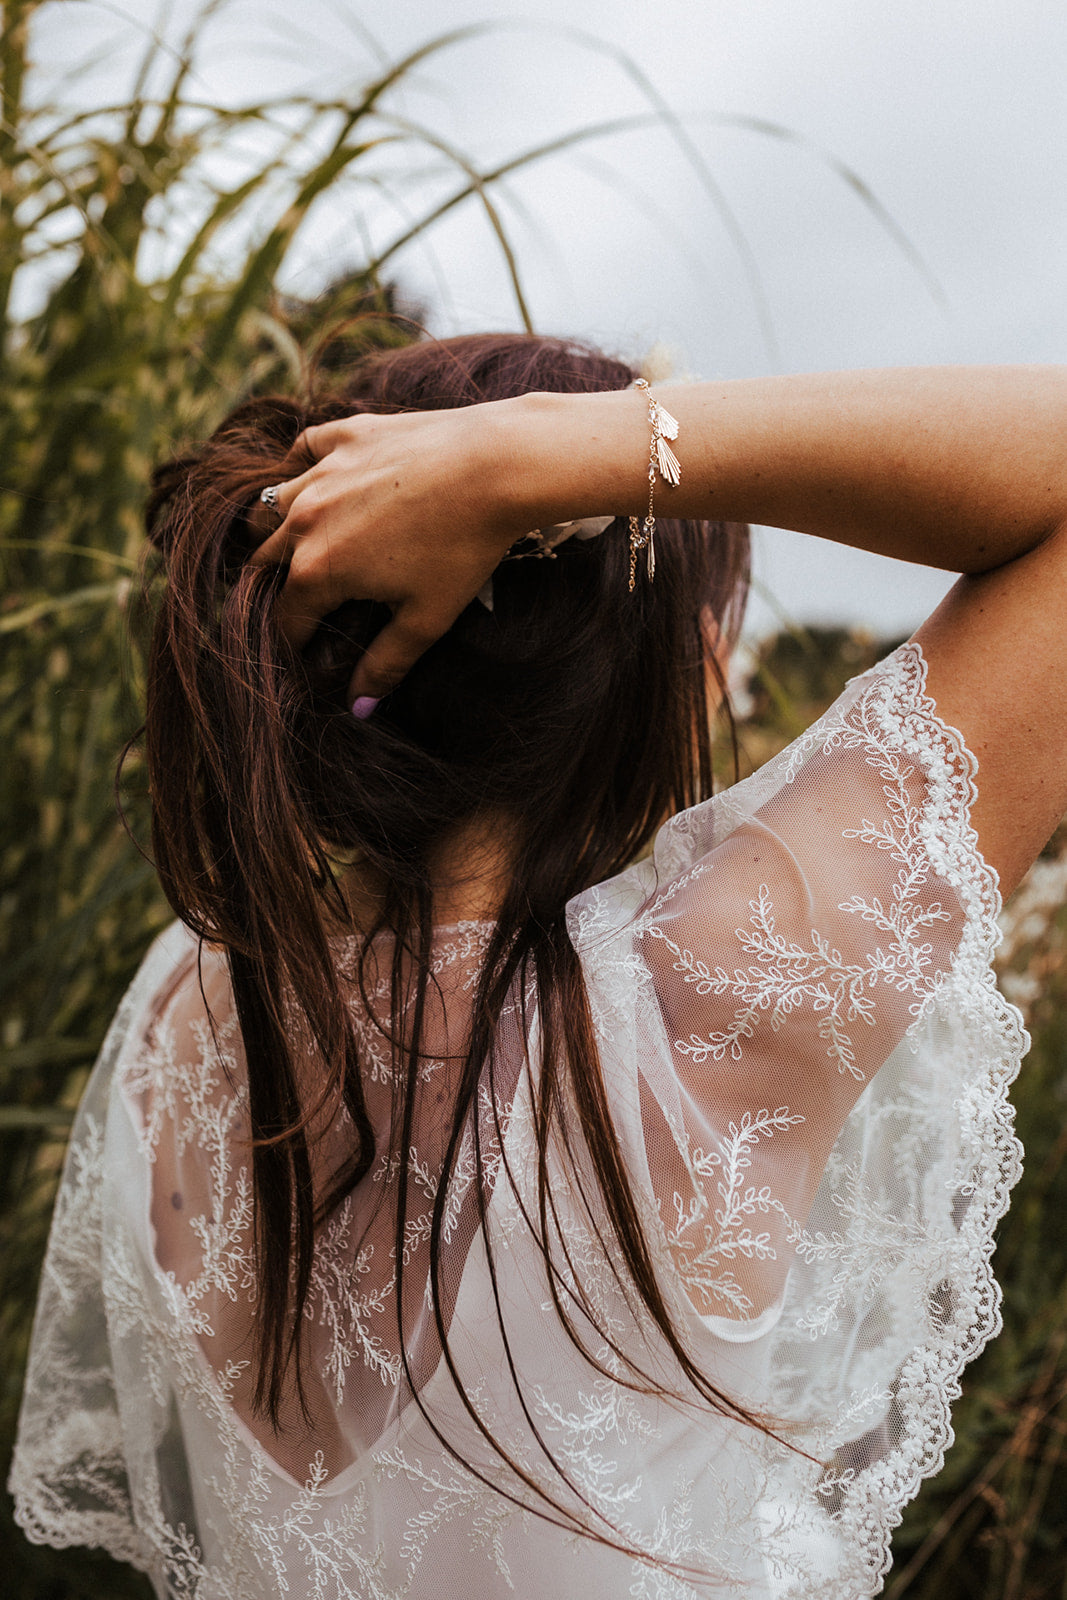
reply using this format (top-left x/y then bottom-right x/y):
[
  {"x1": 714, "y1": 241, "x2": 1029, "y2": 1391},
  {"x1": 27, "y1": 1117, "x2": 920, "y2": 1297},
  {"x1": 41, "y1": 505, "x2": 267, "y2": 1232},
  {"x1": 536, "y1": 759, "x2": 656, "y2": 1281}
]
[{"x1": 569, "y1": 640, "x2": 1028, "y2": 1592}]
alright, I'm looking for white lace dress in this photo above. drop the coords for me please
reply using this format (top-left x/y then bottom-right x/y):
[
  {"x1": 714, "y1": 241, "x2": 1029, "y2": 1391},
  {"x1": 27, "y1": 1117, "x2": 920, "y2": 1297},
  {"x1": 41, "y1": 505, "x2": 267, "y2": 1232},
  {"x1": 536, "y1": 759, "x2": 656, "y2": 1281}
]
[{"x1": 10, "y1": 643, "x2": 1027, "y2": 1599}]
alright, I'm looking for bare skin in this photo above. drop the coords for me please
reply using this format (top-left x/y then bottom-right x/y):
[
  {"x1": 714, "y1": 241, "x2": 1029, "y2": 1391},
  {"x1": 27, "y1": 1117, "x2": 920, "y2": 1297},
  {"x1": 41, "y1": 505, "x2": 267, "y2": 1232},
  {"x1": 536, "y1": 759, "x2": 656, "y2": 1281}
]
[
  {"x1": 249, "y1": 365, "x2": 1067, "y2": 897},
  {"x1": 338, "y1": 814, "x2": 518, "y2": 933}
]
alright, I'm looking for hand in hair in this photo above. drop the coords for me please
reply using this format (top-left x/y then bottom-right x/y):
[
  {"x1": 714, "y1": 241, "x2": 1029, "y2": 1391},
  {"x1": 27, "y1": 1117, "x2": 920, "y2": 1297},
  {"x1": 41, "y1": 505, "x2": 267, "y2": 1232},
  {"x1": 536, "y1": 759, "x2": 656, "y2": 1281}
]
[
  {"x1": 252, "y1": 359, "x2": 1067, "y2": 898},
  {"x1": 248, "y1": 403, "x2": 537, "y2": 702}
]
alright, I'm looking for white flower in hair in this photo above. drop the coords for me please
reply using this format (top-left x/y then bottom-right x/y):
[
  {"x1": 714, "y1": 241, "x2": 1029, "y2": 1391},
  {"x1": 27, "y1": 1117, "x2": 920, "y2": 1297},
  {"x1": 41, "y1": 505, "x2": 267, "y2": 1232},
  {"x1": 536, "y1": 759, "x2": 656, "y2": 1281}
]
[{"x1": 476, "y1": 515, "x2": 616, "y2": 611}]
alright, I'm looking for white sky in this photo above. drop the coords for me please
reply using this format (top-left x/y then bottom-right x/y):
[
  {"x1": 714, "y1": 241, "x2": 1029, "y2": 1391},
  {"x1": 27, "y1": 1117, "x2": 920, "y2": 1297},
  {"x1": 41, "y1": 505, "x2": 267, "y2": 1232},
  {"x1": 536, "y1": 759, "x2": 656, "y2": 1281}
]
[{"x1": 32, "y1": 0, "x2": 1067, "y2": 640}]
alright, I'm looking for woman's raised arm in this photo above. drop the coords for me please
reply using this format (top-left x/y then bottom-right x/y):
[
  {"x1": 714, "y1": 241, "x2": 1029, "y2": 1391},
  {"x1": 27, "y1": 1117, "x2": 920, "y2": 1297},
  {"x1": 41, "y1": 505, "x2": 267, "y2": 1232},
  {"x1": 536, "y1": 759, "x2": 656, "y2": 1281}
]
[{"x1": 251, "y1": 365, "x2": 1067, "y2": 890}]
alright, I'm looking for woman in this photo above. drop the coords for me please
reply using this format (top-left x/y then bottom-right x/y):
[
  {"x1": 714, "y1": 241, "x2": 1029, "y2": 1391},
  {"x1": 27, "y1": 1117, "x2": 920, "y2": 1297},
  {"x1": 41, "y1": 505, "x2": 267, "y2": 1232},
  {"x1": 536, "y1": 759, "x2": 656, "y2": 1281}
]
[{"x1": 10, "y1": 333, "x2": 1064, "y2": 1598}]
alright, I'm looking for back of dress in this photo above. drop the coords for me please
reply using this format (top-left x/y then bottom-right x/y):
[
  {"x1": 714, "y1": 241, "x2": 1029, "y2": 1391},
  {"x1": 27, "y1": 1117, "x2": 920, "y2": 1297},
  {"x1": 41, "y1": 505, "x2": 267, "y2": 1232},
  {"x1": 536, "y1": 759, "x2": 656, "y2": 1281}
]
[{"x1": 10, "y1": 644, "x2": 1026, "y2": 1599}]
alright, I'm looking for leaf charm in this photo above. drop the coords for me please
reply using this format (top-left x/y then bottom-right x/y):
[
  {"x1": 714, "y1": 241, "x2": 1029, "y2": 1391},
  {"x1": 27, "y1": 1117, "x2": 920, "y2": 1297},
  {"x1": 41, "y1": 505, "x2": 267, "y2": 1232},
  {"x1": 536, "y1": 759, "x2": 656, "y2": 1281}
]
[
  {"x1": 628, "y1": 381, "x2": 681, "y2": 587},
  {"x1": 656, "y1": 435, "x2": 681, "y2": 486},
  {"x1": 653, "y1": 402, "x2": 679, "y2": 441}
]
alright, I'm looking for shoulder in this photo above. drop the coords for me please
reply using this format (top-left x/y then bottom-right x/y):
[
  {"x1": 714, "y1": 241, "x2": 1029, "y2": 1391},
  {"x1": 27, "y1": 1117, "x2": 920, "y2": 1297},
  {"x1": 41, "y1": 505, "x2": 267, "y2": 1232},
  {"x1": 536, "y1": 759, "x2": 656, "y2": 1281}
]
[
  {"x1": 100, "y1": 923, "x2": 243, "y2": 1155},
  {"x1": 568, "y1": 640, "x2": 1004, "y2": 1082},
  {"x1": 111, "y1": 922, "x2": 233, "y2": 1065},
  {"x1": 570, "y1": 641, "x2": 991, "y2": 945}
]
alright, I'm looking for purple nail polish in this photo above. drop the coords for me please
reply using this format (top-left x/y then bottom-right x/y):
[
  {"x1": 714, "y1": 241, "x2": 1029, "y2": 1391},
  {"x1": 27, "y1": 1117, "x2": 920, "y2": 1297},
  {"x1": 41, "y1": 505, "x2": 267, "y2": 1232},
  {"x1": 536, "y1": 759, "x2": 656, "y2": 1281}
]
[{"x1": 350, "y1": 695, "x2": 380, "y2": 720}]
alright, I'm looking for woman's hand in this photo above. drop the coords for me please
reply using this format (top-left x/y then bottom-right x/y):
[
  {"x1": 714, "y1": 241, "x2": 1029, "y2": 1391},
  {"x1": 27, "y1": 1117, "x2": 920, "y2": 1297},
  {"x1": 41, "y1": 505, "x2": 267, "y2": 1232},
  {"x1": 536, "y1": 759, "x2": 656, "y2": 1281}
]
[{"x1": 247, "y1": 401, "x2": 540, "y2": 704}]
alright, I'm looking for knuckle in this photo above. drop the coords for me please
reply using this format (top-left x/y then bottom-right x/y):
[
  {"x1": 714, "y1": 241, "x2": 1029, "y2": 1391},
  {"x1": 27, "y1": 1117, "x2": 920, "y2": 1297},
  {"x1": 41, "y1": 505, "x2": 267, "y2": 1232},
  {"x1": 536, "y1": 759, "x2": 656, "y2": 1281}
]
[
  {"x1": 336, "y1": 412, "x2": 372, "y2": 442},
  {"x1": 296, "y1": 423, "x2": 327, "y2": 464},
  {"x1": 304, "y1": 414, "x2": 368, "y2": 460},
  {"x1": 285, "y1": 494, "x2": 318, "y2": 536},
  {"x1": 285, "y1": 546, "x2": 322, "y2": 590}
]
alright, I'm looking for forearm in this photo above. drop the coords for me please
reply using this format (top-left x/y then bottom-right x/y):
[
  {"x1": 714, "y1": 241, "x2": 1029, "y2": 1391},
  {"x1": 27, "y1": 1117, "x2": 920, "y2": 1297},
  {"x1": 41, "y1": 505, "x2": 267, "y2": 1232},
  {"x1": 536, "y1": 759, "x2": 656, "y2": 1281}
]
[
  {"x1": 509, "y1": 366, "x2": 1067, "y2": 573},
  {"x1": 255, "y1": 361, "x2": 1067, "y2": 704}
]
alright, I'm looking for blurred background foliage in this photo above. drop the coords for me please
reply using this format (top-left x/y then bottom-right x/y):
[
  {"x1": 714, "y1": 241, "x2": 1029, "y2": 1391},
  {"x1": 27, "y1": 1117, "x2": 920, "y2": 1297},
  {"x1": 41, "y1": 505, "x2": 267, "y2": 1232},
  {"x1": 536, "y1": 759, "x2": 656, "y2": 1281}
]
[{"x1": 1, "y1": 1, "x2": 1064, "y2": 1595}]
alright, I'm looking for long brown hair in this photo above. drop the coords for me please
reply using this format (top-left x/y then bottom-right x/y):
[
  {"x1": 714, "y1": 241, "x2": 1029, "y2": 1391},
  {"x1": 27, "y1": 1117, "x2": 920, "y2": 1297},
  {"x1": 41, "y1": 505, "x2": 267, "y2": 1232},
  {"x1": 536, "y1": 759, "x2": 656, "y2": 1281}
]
[{"x1": 141, "y1": 332, "x2": 752, "y2": 1547}]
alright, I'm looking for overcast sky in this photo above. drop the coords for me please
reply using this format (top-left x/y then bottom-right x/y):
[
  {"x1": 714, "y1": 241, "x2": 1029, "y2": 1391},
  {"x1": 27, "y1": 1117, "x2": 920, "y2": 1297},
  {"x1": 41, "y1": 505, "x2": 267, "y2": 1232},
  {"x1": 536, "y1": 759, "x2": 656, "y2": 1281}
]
[{"x1": 35, "y1": 0, "x2": 1067, "y2": 640}]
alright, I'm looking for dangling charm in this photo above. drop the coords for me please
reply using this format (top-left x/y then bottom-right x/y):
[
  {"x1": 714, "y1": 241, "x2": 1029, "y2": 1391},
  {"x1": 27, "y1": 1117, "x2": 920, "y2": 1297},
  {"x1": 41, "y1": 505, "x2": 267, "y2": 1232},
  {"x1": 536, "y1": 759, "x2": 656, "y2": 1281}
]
[
  {"x1": 626, "y1": 509, "x2": 659, "y2": 587},
  {"x1": 653, "y1": 400, "x2": 679, "y2": 442},
  {"x1": 628, "y1": 380, "x2": 681, "y2": 591},
  {"x1": 654, "y1": 411, "x2": 681, "y2": 486}
]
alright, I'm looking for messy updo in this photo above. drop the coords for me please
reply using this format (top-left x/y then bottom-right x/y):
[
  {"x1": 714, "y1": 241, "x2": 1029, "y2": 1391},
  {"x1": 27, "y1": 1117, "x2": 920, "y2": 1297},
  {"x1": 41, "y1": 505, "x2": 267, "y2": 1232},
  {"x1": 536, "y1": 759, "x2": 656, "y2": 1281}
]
[{"x1": 141, "y1": 331, "x2": 751, "y2": 1544}]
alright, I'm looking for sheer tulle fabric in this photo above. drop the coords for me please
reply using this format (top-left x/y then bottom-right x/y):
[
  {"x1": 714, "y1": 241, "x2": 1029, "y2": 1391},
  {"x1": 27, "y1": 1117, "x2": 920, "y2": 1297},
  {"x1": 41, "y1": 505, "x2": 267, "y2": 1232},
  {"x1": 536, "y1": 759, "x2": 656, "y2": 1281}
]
[{"x1": 11, "y1": 643, "x2": 1026, "y2": 1598}]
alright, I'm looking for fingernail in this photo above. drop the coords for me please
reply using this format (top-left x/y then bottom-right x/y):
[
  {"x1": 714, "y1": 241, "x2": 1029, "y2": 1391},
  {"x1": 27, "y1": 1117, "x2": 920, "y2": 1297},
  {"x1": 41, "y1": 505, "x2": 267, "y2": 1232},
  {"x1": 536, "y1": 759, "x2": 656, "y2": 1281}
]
[{"x1": 350, "y1": 695, "x2": 380, "y2": 720}]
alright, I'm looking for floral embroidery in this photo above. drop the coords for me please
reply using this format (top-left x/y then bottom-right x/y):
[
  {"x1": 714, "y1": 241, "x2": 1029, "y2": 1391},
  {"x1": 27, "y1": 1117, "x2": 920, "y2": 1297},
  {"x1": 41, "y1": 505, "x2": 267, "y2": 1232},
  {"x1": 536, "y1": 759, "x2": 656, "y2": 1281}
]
[{"x1": 11, "y1": 645, "x2": 1028, "y2": 1599}]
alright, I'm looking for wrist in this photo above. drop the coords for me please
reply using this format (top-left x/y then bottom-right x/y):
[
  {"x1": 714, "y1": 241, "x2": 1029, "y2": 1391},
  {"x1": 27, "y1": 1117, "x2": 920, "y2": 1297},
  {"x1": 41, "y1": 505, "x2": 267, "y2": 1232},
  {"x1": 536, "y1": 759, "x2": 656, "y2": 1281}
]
[{"x1": 489, "y1": 389, "x2": 649, "y2": 529}]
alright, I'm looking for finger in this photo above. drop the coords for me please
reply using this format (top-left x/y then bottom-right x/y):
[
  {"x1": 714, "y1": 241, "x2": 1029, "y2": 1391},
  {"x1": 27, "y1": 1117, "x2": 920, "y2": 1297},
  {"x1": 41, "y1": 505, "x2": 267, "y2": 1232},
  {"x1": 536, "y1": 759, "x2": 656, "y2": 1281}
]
[
  {"x1": 246, "y1": 472, "x2": 314, "y2": 556},
  {"x1": 247, "y1": 515, "x2": 300, "y2": 567},
  {"x1": 272, "y1": 562, "x2": 345, "y2": 652},
  {"x1": 247, "y1": 418, "x2": 368, "y2": 555},
  {"x1": 346, "y1": 605, "x2": 456, "y2": 704},
  {"x1": 292, "y1": 419, "x2": 347, "y2": 461}
]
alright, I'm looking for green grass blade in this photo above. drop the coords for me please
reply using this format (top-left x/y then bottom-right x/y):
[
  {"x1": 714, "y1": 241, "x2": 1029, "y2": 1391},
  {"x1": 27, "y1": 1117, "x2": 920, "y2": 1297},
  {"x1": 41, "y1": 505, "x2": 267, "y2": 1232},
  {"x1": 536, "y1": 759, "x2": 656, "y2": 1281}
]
[{"x1": 0, "y1": 580, "x2": 128, "y2": 633}]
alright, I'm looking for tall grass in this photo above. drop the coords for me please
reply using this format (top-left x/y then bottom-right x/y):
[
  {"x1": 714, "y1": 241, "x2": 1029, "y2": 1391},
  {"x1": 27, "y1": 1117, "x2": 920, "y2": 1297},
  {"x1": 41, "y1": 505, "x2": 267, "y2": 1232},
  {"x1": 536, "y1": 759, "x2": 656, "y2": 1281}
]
[
  {"x1": 1, "y1": 2, "x2": 1062, "y2": 1593},
  {"x1": 0, "y1": 5, "x2": 620, "y2": 1590}
]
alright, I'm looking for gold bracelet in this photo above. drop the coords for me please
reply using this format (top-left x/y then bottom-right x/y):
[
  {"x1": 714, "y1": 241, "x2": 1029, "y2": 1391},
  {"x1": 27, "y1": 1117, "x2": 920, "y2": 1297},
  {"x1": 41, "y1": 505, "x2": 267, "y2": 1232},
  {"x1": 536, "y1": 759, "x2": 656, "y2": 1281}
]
[{"x1": 628, "y1": 378, "x2": 681, "y2": 591}]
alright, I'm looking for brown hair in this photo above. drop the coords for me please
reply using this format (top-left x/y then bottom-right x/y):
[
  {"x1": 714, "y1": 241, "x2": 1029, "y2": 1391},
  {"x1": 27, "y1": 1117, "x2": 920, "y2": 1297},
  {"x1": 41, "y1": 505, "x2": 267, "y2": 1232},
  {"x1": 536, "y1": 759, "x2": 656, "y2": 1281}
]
[{"x1": 141, "y1": 332, "x2": 751, "y2": 1550}]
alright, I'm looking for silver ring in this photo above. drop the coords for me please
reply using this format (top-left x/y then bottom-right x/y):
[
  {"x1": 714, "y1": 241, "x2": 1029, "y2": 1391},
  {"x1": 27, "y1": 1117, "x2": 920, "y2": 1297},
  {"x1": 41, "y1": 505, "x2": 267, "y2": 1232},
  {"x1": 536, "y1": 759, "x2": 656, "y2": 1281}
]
[{"x1": 259, "y1": 484, "x2": 282, "y2": 514}]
